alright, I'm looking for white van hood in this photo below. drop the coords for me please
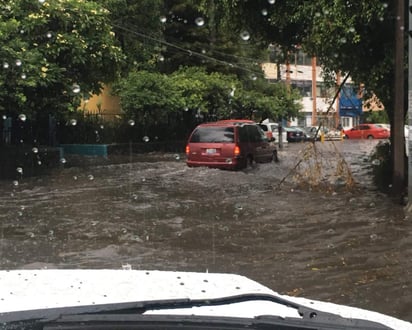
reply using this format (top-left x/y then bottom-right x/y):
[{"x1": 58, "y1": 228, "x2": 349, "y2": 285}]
[{"x1": 0, "y1": 269, "x2": 410, "y2": 329}]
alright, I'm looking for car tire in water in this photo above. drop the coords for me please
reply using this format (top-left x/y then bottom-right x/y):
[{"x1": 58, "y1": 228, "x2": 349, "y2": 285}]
[{"x1": 272, "y1": 149, "x2": 279, "y2": 163}]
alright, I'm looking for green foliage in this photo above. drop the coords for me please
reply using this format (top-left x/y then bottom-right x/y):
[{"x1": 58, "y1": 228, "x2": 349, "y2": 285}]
[
  {"x1": 362, "y1": 110, "x2": 389, "y2": 124},
  {"x1": 0, "y1": 0, "x2": 124, "y2": 121},
  {"x1": 114, "y1": 65, "x2": 301, "y2": 138}
]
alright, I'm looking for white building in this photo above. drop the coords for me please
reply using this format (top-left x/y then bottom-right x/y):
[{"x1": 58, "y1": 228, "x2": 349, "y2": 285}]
[{"x1": 262, "y1": 52, "x2": 359, "y2": 130}]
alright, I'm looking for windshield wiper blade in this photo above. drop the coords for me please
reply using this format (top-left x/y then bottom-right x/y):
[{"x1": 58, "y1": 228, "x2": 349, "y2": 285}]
[{"x1": 0, "y1": 293, "x2": 392, "y2": 329}]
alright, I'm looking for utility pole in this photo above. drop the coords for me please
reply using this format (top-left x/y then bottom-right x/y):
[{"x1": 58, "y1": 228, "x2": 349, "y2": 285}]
[
  {"x1": 407, "y1": 0, "x2": 412, "y2": 211},
  {"x1": 393, "y1": 0, "x2": 405, "y2": 199},
  {"x1": 311, "y1": 57, "x2": 317, "y2": 126}
]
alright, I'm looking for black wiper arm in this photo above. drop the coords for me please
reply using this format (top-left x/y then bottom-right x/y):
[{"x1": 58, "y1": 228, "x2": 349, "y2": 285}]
[{"x1": 1, "y1": 293, "x2": 392, "y2": 330}]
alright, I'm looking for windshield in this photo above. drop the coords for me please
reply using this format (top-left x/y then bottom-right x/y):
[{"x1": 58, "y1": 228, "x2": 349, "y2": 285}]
[{"x1": 1, "y1": 0, "x2": 412, "y2": 328}]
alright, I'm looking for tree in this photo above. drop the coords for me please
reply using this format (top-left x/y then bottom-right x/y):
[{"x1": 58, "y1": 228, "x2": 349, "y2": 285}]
[
  {"x1": 100, "y1": 0, "x2": 164, "y2": 73},
  {"x1": 0, "y1": 0, "x2": 123, "y2": 126},
  {"x1": 220, "y1": 0, "x2": 406, "y2": 197}
]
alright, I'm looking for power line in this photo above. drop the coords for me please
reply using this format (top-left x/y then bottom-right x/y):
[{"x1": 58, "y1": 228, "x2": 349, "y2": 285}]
[{"x1": 112, "y1": 23, "x2": 266, "y2": 77}]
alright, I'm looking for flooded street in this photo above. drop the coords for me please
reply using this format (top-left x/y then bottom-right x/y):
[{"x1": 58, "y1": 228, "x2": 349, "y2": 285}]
[{"x1": 1, "y1": 140, "x2": 412, "y2": 321}]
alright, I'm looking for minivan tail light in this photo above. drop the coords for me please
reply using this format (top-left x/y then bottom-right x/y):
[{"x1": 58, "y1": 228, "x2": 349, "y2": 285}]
[
  {"x1": 234, "y1": 145, "x2": 240, "y2": 156},
  {"x1": 185, "y1": 145, "x2": 190, "y2": 154}
]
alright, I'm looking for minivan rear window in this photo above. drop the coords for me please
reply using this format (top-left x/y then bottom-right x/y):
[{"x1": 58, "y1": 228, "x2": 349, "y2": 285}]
[{"x1": 190, "y1": 127, "x2": 235, "y2": 143}]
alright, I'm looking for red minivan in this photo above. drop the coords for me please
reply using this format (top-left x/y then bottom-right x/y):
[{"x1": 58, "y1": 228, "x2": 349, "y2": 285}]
[{"x1": 185, "y1": 120, "x2": 277, "y2": 170}]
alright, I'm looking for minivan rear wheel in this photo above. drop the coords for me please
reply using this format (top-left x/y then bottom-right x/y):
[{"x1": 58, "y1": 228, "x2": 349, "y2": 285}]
[
  {"x1": 272, "y1": 149, "x2": 279, "y2": 162},
  {"x1": 245, "y1": 156, "x2": 255, "y2": 169}
]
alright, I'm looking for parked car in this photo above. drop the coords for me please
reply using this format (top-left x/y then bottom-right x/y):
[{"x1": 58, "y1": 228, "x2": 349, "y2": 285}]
[
  {"x1": 186, "y1": 120, "x2": 277, "y2": 170},
  {"x1": 258, "y1": 121, "x2": 288, "y2": 144},
  {"x1": 303, "y1": 126, "x2": 343, "y2": 141},
  {"x1": 285, "y1": 126, "x2": 308, "y2": 142},
  {"x1": 343, "y1": 123, "x2": 390, "y2": 139}
]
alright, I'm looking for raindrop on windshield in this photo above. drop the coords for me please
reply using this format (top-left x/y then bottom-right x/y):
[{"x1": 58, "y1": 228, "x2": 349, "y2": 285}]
[
  {"x1": 16, "y1": 167, "x2": 23, "y2": 174},
  {"x1": 46, "y1": 32, "x2": 52, "y2": 38},
  {"x1": 128, "y1": 119, "x2": 135, "y2": 126},
  {"x1": 18, "y1": 114, "x2": 27, "y2": 122},
  {"x1": 261, "y1": 9, "x2": 268, "y2": 16},
  {"x1": 195, "y1": 17, "x2": 205, "y2": 26},
  {"x1": 174, "y1": 154, "x2": 180, "y2": 160},
  {"x1": 142, "y1": 136, "x2": 150, "y2": 142},
  {"x1": 72, "y1": 84, "x2": 81, "y2": 94},
  {"x1": 268, "y1": 0, "x2": 275, "y2": 4},
  {"x1": 32, "y1": 147, "x2": 38, "y2": 154},
  {"x1": 15, "y1": 59, "x2": 22, "y2": 66},
  {"x1": 69, "y1": 119, "x2": 77, "y2": 126},
  {"x1": 60, "y1": 158, "x2": 67, "y2": 164},
  {"x1": 240, "y1": 30, "x2": 250, "y2": 41},
  {"x1": 12, "y1": 180, "x2": 19, "y2": 187},
  {"x1": 39, "y1": 0, "x2": 45, "y2": 3},
  {"x1": 87, "y1": 174, "x2": 94, "y2": 181},
  {"x1": 21, "y1": 73, "x2": 27, "y2": 79},
  {"x1": 3, "y1": 62, "x2": 9, "y2": 69},
  {"x1": 160, "y1": 16, "x2": 167, "y2": 23}
]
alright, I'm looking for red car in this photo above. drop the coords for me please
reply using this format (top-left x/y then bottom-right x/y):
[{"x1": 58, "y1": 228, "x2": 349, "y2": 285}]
[
  {"x1": 343, "y1": 124, "x2": 390, "y2": 139},
  {"x1": 186, "y1": 120, "x2": 276, "y2": 170}
]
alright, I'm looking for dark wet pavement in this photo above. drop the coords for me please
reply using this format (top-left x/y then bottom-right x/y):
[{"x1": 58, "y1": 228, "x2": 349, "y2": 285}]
[{"x1": 1, "y1": 140, "x2": 412, "y2": 322}]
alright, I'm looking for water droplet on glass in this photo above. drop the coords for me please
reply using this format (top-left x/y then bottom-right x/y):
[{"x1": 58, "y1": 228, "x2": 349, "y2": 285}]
[
  {"x1": 18, "y1": 114, "x2": 26, "y2": 122},
  {"x1": 15, "y1": 59, "x2": 22, "y2": 66},
  {"x1": 142, "y1": 136, "x2": 150, "y2": 142},
  {"x1": 250, "y1": 74, "x2": 257, "y2": 80},
  {"x1": 370, "y1": 233, "x2": 378, "y2": 241},
  {"x1": 3, "y1": 62, "x2": 9, "y2": 69},
  {"x1": 39, "y1": 0, "x2": 45, "y2": 3},
  {"x1": 240, "y1": 30, "x2": 250, "y2": 41},
  {"x1": 2, "y1": 115, "x2": 6, "y2": 120},
  {"x1": 16, "y1": 167, "x2": 23, "y2": 174},
  {"x1": 158, "y1": 54, "x2": 165, "y2": 62},
  {"x1": 261, "y1": 9, "x2": 268, "y2": 16},
  {"x1": 87, "y1": 174, "x2": 94, "y2": 181},
  {"x1": 268, "y1": 0, "x2": 275, "y2": 4},
  {"x1": 60, "y1": 158, "x2": 66, "y2": 164},
  {"x1": 122, "y1": 263, "x2": 132, "y2": 270},
  {"x1": 371, "y1": 159, "x2": 380, "y2": 166},
  {"x1": 69, "y1": 119, "x2": 77, "y2": 126},
  {"x1": 128, "y1": 119, "x2": 135, "y2": 126},
  {"x1": 12, "y1": 180, "x2": 19, "y2": 187},
  {"x1": 32, "y1": 147, "x2": 38, "y2": 154},
  {"x1": 73, "y1": 175, "x2": 78, "y2": 180},
  {"x1": 195, "y1": 17, "x2": 205, "y2": 26},
  {"x1": 37, "y1": 160, "x2": 42, "y2": 165},
  {"x1": 21, "y1": 73, "x2": 27, "y2": 79},
  {"x1": 160, "y1": 16, "x2": 167, "y2": 23},
  {"x1": 46, "y1": 32, "x2": 52, "y2": 38},
  {"x1": 174, "y1": 154, "x2": 180, "y2": 160},
  {"x1": 72, "y1": 84, "x2": 80, "y2": 93}
]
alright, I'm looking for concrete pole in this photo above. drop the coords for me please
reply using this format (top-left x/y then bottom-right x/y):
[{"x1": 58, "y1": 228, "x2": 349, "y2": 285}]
[
  {"x1": 407, "y1": 0, "x2": 412, "y2": 210},
  {"x1": 311, "y1": 57, "x2": 317, "y2": 126},
  {"x1": 393, "y1": 0, "x2": 405, "y2": 199}
]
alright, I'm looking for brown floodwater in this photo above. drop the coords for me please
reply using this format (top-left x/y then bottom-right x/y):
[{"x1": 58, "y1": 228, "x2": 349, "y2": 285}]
[{"x1": 1, "y1": 139, "x2": 411, "y2": 322}]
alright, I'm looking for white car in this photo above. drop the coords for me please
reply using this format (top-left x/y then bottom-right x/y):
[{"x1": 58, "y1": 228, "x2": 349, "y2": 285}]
[
  {"x1": 259, "y1": 120, "x2": 288, "y2": 144},
  {"x1": 1, "y1": 269, "x2": 411, "y2": 329}
]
